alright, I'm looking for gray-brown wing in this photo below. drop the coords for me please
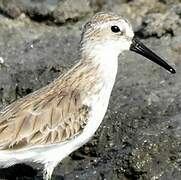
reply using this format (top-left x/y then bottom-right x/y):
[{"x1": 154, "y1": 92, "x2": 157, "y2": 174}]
[{"x1": 0, "y1": 89, "x2": 89, "y2": 150}]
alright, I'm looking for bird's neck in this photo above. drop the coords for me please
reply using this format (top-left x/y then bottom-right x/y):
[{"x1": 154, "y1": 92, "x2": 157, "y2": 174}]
[{"x1": 81, "y1": 44, "x2": 119, "y2": 83}]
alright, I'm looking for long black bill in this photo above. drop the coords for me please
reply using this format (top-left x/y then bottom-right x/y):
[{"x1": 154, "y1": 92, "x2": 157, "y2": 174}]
[{"x1": 130, "y1": 37, "x2": 176, "y2": 74}]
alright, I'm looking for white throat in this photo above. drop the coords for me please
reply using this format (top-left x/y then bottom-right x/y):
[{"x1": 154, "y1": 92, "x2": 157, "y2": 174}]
[{"x1": 83, "y1": 42, "x2": 120, "y2": 83}]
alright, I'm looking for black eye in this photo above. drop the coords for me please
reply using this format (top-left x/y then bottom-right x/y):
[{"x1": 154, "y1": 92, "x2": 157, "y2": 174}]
[{"x1": 111, "y1": 25, "x2": 120, "y2": 33}]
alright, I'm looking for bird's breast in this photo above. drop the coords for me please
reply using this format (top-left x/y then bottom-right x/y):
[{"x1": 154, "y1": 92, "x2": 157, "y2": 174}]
[{"x1": 82, "y1": 80, "x2": 114, "y2": 138}]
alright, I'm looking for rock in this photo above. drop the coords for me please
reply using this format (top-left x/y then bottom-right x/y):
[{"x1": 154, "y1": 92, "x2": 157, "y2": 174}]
[
  {"x1": 53, "y1": 0, "x2": 92, "y2": 24},
  {"x1": 102, "y1": 0, "x2": 168, "y2": 30},
  {"x1": 0, "y1": 14, "x2": 81, "y2": 108},
  {"x1": 0, "y1": 0, "x2": 93, "y2": 24},
  {"x1": 137, "y1": 3, "x2": 181, "y2": 38},
  {"x1": 0, "y1": 0, "x2": 57, "y2": 19}
]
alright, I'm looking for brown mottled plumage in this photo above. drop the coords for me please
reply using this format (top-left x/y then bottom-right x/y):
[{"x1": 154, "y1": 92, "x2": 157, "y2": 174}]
[{"x1": 0, "y1": 61, "x2": 101, "y2": 150}]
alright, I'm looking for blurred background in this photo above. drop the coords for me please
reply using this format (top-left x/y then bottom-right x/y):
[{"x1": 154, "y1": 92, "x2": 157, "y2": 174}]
[{"x1": 0, "y1": 0, "x2": 180, "y2": 179}]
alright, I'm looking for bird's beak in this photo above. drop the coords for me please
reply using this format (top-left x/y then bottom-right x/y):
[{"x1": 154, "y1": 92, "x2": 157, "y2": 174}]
[{"x1": 130, "y1": 36, "x2": 176, "y2": 74}]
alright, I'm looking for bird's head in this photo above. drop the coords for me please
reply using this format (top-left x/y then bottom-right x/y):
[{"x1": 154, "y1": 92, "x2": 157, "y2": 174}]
[{"x1": 81, "y1": 12, "x2": 175, "y2": 74}]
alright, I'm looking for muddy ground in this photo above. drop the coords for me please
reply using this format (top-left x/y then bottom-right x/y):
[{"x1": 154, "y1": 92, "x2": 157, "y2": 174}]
[{"x1": 0, "y1": 0, "x2": 180, "y2": 180}]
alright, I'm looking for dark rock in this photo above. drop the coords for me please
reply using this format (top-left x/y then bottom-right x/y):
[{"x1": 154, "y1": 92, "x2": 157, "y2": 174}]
[{"x1": 0, "y1": 164, "x2": 38, "y2": 180}]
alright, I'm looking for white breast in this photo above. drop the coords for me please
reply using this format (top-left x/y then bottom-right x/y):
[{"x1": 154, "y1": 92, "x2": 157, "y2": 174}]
[{"x1": 37, "y1": 53, "x2": 118, "y2": 164}]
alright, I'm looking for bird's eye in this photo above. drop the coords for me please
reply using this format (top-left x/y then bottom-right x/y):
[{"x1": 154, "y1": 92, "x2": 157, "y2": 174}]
[{"x1": 111, "y1": 25, "x2": 120, "y2": 33}]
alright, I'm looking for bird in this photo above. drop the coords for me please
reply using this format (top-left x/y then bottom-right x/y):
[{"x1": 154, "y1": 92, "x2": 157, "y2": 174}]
[{"x1": 0, "y1": 12, "x2": 176, "y2": 180}]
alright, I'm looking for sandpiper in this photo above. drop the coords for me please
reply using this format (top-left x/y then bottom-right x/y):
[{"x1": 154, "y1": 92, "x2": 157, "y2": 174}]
[{"x1": 0, "y1": 12, "x2": 175, "y2": 180}]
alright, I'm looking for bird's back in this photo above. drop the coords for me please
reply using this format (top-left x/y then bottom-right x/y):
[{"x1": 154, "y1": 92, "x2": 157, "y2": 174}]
[{"x1": 0, "y1": 61, "x2": 100, "y2": 151}]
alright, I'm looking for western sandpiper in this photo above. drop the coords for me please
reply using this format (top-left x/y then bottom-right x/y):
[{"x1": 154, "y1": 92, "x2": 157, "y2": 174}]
[{"x1": 0, "y1": 12, "x2": 176, "y2": 180}]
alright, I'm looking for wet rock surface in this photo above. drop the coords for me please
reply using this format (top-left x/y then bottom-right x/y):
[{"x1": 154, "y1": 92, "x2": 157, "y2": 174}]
[{"x1": 0, "y1": 0, "x2": 180, "y2": 180}]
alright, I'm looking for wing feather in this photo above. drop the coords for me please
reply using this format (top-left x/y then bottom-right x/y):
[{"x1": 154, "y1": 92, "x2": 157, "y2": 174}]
[{"x1": 0, "y1": 87, "x2": 89, "y2": 150}]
